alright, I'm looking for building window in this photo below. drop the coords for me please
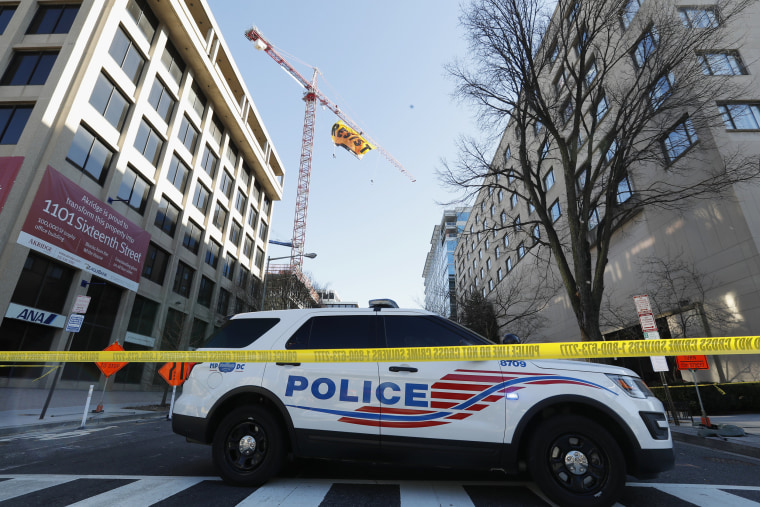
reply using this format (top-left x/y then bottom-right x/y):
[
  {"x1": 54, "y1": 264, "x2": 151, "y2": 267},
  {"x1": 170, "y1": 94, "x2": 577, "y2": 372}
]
[
  {"x1": 225, "y1": 142, "x2": 239, "y2": 168},
  {"x1": 88, "y1": 73, "x2": 130, "y2": 130},
  {"x1": 540, "y1": 140, "x2": 551, "y2": 160},
  {"x1": 148, "y1": 77, "x2": 175, "y2": 123},
  {"x1": 205, "y1": 239, "x2": 221, "y2": 269},
  {"x1": 486, "y1": 258, "x2": 492, "y2": 270},
  {"x1": 173, "y1": 261, "x2": 195, "y2": 297},
  {"x1": 197, "y1": 276, "x2": 214, "y2": 308},
  {"x1": 182, "y1": 221, "x2": 203, "y2": 255},
  {"x1": 488, "y1": 279, "x2": 494, "y2": 291},
  {"x1": 192, "y1": 183, "x2": 210, "y2": 213},
  {"x1": 161, "y1": 41, "x2": 185, "y2": 84},
  {"x1": 126, "y1": 0, "x2": 158, "y2": 42},
  {"x1": 259, "y1": 221, "x2": 268, "y2": 242},
  {"x1": 255, "y1": 247, "x2": 264, "y2": 270},
  {"x1": 217, "y1": 288, "x2": 230, "y2": 315},
  {"x1": 237, "y1": 266, "x2": 249, "y2": 289},
  {"x1": 209, "y1": 115, "x2": 223, "y2": 146},
  {"x1": 213, "y1": 202, "x2": 228, "y2": 231},
  {"x1": 220, "y1": 170, "x2": 233, "y2": 199},
  {"x1": 229, "y1": 220, "x2": 242, "y2": 247},
  {"x1": 554, "y1": 68, "x2": 568, "y2": 96},
  {"x1": 528, "y1": 200, "x2": 536, "y2": 214},
  {"x1": 605, "y1": 138, "x2": 618, "y2": 164},
  {"x1": 243, "y1": 235, "x2": 253, "y2": 258},
  {"x1": 142, "y1": 242, "x2": 169, "y2": 284},
  {"x1": 719, "y1": 103, "x2": 760, "y2": 130},
  {"x1": 518, "y1": 242, "x2": 526, "y2": 259},
  {"x1": 503, "y1": 233, "x2": 509, "y2": 247},
  {"x1": 550, "y1": 200, "x2": 562, "y2": 222},
  {"x1": 544, "y1": 169, "x2": 555, "y2": 190},
  {"x1": 134, "y1": 119, "x2": 163, "y2": 166},
  {"x1": 679, "y1": 7, "x2": 719, "y2": 28},
  {"x1": 514, "y1": 216, "x2": 522, "y2": 232},
  {"x1": 1, "y1": 51, "x2": 58, "y2": 86},
  {"x1": 620, "y1": 0, "x2": 642, "y2": 29},
  {"x1": 27, "y1": 3, "x2": 79, "y2": 34},
  {"x1": 116, "y1": 165, "x2": 151, "y2": 214},
  {"x1": 589, "y1": 207, "x2": 600, "y2": 230},
  {"x1": 66, "y1": 124, "x2": 113, "y2": 184},
  {"x1": 262, "y1": 197, "x2": 271, "y2": 216},
  {"x1": 188, "y1": 81, "x2": 206, "y2": 118},
  {"x1": 154, "y1": 196, "x2": 180, "y2": 237},
  {"x1": 222, "y1": 255, "x2": 235, "y2": 280},
  {"x1": 633, "y1": 28, "x2": 659, "y2": 68},
  {"x1": 650, "y1": 72, "x2": 674, "y2": 111},
  {"x1": 497, "y1": 268, "x2": 503, "y2": 281},
  {"x1": 177, "y1": 115, "x2": 199, "y2": 153},
  {"x1": 595, "y1": 93, "x2": 609, "y2": 122},
  {"x1": 699, "y1": 52, "x2": 747, "y2": 76},
  {"x1": 0, "y1": 5, "x2": 16, "y2": 34},
  {"x1": 506, "y1": 257, "x2": 513, "y2": 272},
  {"x1": 547, "y1": 41, "x2": 559, "y2": 65},
  {"x1": 109, "y1": 27, "x2": 145, "y2": 84},
  {"x1": 166, "y1": 154, "x2": 190, "y2": 194},
  {"x1": 663, "y1": 117, "x2": 698, "y2": 162},
  {"x1": 510, "y1": 193, "x2": 518, "y2": 209},
  {"x1": 497, "y1": 189, "x2": 504, "y2": 203},
  {"x1": 531, "y1": 225, "x2": 540, "y2": 244},
  {"x1": 618, "y1": 175, "x2": 634, "y2": 203},
  {"x1": 200, "y1": 145, "x2": 218, "y2": 178},
  {"x1": 247, "y1": 205, "x2": 258, "y2": 229},
  {"x1": 234, "y1": 189, "x2": 246, "y2": 215}
]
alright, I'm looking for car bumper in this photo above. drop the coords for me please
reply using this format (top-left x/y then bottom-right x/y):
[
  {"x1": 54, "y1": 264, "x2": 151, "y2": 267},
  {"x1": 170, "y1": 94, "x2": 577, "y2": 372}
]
[
  {"x1": 172, "y1": 413, "x2": 210, "y2": 444},
  {"x1": 629, "y1": 446, "x2": 675, "y2": 478}
]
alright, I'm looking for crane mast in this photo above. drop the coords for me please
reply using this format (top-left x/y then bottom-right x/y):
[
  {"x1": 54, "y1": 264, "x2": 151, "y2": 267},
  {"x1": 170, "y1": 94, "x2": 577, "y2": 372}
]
[{"x1": 244, "y1": 27, "x2": 414, "y2": 278}]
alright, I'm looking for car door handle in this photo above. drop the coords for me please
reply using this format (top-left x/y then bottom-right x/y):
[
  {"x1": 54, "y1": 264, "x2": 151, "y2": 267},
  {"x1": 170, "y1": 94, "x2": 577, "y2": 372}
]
[
  {"x1": 275, "y1": 362, "x2": 301, "y2": 367},
  {"x1": 389, "y1": 366, "x2": 418, "y2": 373}
]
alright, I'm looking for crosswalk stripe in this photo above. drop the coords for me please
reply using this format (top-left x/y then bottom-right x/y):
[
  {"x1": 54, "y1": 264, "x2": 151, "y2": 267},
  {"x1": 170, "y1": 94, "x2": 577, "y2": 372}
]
[
  {"x1": 66, "y1": 477, "x2": 207, "y2": 507},
  {"x1": 653, "y1": 484, "x2": 760, "y2": 507},
  {"x1": 0, "y1": 476, "x2": 78, "y2": 502},
  {"x1": 399, "y1": 481, "x2": 476, "y2": 507},
  {"x1": 237, "y1": 478, "x2": 332, "y2": 506}
]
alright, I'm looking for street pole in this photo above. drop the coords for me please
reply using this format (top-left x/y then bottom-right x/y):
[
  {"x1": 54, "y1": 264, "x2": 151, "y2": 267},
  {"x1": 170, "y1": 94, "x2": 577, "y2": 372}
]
[{"x1": 260, "y1": 256, "x2": 271, "y2": 310}]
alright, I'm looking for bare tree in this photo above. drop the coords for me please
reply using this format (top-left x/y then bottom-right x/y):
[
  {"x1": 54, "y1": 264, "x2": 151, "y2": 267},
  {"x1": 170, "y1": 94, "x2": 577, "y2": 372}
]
[
  {"x1": 443, "y1": 0, "x2": 760, "y2": 341},
  {"x1": 601, "y1": 254, "x2": 737, "y2": 380}
]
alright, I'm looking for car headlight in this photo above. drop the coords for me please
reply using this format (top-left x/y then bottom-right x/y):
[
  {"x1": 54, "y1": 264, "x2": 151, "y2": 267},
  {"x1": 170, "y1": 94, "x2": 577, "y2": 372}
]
[{"x1": 606, "y1": 374, "x2": 655, "y2": 399}]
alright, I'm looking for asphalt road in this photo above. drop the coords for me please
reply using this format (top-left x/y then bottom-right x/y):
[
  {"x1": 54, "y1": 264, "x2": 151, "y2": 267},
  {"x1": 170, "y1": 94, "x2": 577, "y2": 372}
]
[{"x1": 1, "y1": 419, "x2": 760, "y2": 506}]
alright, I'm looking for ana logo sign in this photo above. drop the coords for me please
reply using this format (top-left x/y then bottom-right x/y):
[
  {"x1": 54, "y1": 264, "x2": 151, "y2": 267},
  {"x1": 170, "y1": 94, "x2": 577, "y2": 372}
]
[{"x1": 5, "y1": 303, "x2": 65, "y2": 328}]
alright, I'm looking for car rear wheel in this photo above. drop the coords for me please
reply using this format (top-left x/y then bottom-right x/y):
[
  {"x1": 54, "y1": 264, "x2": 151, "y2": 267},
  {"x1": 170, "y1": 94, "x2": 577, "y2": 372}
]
[
  {"x1": 527, "y1": 415, "x2": 625, "y2": 507},
  {"x1": 212, "y1": 405, "x2": 285, "y2": 486}
]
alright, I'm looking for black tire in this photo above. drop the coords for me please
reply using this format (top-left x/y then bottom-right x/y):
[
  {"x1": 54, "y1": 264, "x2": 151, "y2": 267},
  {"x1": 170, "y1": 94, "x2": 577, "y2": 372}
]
[
  {"x1": 212, "y1": 405, "x2": 285, "y2": 486},
  {"x1": 527, "y1": 415, "x2": 626, "y2": 507}
]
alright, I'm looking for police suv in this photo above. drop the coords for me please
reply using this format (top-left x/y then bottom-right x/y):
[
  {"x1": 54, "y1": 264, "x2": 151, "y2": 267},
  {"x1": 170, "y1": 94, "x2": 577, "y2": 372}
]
[{"x1": 172, "y1": 302, "x2": 674, "y2": 507}]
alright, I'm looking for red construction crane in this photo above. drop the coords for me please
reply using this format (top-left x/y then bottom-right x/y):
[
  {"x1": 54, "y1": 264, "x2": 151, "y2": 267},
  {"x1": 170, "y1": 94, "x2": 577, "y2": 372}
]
[{"x1": 244, "y1": 27, "x2": 415, "y2": 276}]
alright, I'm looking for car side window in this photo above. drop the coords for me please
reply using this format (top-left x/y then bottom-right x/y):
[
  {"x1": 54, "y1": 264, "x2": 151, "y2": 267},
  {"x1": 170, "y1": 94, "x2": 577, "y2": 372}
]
[
  {"x1": 382, "y1": 315, "x2": 489, "y2": 348},
  {"x1": 203, "y1": 318, "x2": 279, "y2": 348},
  {"x1": 286, "y1": 315, "x2": 378, "y2": 349}
]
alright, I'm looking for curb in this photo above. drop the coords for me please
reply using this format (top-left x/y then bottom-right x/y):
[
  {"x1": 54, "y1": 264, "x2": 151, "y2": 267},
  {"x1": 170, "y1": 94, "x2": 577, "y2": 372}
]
[
  {"x1": 0, "y1": 411, "x2": 169, "y2": 438},
  {"x1": 671, "y1": 430, "x2": 760, "y2": 460}
]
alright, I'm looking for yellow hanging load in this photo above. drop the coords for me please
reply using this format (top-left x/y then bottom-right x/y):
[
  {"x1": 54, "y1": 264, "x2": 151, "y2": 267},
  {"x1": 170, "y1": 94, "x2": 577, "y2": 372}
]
[{"x1": 331, "y1": 121, "x2": 375, "y2": 160}]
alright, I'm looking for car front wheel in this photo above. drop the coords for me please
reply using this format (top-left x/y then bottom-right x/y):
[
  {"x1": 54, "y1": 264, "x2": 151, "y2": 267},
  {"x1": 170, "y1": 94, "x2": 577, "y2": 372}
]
[
  {"x1": 527, "y1": 415, "x2": 625, "y2": 507},
  {"x1": 212, "y1": 405, "x2": 285, "y2": 486}
]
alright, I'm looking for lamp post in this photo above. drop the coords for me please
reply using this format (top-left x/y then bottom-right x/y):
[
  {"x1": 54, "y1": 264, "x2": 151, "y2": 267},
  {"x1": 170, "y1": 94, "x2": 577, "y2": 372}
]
[{"x1": 260, "y1": 252, "x2": 317, "y2": 310}]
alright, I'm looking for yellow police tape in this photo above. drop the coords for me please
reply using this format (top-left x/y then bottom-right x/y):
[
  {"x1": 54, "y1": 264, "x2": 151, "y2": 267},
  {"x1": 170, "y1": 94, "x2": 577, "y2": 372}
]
[{"x1": 1, "y1": 336, "x2": 759, "y2": 364}]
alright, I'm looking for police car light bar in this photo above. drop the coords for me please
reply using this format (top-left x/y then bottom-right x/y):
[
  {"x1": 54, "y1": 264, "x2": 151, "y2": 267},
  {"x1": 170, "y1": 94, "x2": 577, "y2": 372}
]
[{"x1": 369, "y1": 299, "x2": 399, "y2": 310}]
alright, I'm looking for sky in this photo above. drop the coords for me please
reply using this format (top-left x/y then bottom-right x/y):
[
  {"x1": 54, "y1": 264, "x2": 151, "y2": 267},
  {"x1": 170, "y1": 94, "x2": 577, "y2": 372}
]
[{"x1": 206, "y1": 1, "x2": 482, "y2": 308}]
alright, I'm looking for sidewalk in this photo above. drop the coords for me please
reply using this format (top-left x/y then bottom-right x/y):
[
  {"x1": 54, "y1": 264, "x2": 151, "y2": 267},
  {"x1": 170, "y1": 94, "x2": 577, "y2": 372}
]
[
  {"x1": 669, "y1": 413, "x2": 760, "y2": 459},
  {"x1": 0, "y1": 387, "x2": 171, "y2": 437},
  {"x1": 1, "y1": 387, "x2": 760, "y2": 461}
]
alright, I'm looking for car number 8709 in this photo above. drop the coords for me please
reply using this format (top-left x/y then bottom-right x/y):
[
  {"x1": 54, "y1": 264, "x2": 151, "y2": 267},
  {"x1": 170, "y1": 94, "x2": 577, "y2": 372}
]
[{"x1": 500, "y1": 360, "x2": 527, "y2": 367}]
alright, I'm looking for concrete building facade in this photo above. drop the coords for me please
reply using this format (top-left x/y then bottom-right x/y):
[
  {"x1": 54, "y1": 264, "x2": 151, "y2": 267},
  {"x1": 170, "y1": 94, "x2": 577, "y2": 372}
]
[
  {"x1": 423, "y1": 207, "x2": 470, "y2": 319},
  {"x1": 0, "y1": 0, "x2": 285, "y2": 390},
  {"x1": 455, "y1": 0, "x2": 760, "y2": 382}
]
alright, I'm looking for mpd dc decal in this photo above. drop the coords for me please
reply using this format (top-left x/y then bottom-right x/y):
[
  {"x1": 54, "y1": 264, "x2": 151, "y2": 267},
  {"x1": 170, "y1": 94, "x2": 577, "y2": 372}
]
[{"x1": 285, "y1": 369, "x2": 616, "y2": 428}]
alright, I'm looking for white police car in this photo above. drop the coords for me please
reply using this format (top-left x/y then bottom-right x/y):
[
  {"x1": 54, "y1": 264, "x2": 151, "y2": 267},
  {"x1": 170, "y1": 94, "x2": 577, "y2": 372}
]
[{"x1": 172, "y1": 302, "x2": 673, "y2": 507}]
